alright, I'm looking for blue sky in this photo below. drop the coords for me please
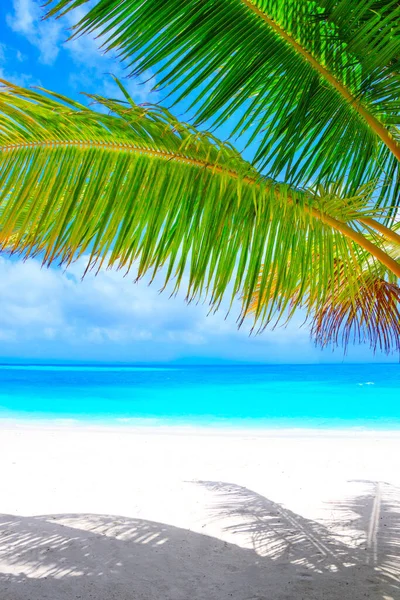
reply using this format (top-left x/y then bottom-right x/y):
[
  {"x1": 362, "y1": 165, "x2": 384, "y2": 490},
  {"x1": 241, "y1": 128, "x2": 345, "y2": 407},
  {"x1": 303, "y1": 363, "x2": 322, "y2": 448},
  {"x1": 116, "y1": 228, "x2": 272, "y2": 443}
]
[{"x1": 0, "y1": 0, "x2": 394, "y2": 364}]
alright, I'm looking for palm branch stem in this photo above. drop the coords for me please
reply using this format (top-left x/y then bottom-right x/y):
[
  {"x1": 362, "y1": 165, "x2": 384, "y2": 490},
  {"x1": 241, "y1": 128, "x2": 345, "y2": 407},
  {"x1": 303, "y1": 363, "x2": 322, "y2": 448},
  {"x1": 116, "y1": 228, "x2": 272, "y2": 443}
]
[
  {"x1": 359, "y1": 217, "x2": 400, "y2": 247},
  {"x1": 0, "y1": 140, "x2": 208, "y2": 168},
  {"x1": 242, "y1": 0, "x2": 400, "y2": 161},
  {"x1": 1, "y1": 137, "x2": 399, "y2": 278},
  {"x1": 312, "y1": 210, "x2": 400, "y2": 278}
]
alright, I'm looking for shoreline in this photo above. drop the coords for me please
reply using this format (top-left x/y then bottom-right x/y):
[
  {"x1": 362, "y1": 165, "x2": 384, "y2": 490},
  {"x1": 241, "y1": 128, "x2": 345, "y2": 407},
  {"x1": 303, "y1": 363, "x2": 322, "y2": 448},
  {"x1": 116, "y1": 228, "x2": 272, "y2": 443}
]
[{"x1": 1, "y1": 416, "x2": 400, "y2": 437}]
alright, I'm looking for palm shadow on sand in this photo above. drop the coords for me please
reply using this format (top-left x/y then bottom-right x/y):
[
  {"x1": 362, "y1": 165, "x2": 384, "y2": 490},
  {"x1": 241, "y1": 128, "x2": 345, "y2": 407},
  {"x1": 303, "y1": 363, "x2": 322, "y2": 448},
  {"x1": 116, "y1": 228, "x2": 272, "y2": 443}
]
[{"x1": 0, "y1": 480, "x2": 399, "y2": 600}]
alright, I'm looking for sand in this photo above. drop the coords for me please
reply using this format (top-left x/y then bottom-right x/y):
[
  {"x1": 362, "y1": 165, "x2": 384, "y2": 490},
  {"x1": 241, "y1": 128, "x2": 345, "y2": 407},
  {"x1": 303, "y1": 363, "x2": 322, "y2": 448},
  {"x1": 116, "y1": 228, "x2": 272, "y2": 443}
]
[{"x1": 0, "y1": 422, "x2": 399, "y2": 599}]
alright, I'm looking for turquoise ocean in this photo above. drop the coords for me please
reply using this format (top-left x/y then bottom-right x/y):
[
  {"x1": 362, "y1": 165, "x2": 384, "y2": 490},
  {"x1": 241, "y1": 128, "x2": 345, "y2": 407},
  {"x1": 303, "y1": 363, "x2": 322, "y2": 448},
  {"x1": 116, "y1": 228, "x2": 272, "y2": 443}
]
[{"x1": 0, "y1": 363, "x2": 399, "y2": 429}]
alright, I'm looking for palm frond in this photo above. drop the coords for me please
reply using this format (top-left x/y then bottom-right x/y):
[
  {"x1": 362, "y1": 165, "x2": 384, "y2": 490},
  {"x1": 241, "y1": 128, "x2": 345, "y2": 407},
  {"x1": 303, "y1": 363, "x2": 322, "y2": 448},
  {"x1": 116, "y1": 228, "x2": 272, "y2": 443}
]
[
  {"x1": 248, "y1": 208, "x2": 400, "y2": 352},
  {"x1": 47, "y1": 0, "x2": 400, "y2": 217},
  {"x1": 1, "y1": 80, "x2": 398, "y2": 336},
  {"x1": 316, "y1": 0, "x2": 400, "y2": 74},
  {"x1": 313, "y1": 230, "x2": 400, "y2": 352},
  {"x1": 312, "y1": 276, "x2": 400, "y2": 353}
]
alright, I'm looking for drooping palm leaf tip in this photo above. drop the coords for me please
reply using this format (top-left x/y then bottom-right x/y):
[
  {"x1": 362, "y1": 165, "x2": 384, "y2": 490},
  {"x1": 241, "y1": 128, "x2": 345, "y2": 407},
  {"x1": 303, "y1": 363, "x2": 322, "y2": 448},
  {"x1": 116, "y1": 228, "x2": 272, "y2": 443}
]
[
  {"x1": 310, "y1": 232, "x2": 400, "y2": 353},
  {"x1": 248, "y1": 225, "x2": 400, "y2": 353},
  {"x1": 312, "y1": 278, "x2": 400, "y2": 354},
  {"x1": 1, "y1": 0, "x2": 400, "y2": 353}
]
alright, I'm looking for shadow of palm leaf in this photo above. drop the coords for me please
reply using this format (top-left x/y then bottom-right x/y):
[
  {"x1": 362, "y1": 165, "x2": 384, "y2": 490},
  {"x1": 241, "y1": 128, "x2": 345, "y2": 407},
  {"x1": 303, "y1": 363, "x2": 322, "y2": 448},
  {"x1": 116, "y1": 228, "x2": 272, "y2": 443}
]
[
  {"x1": 196, "y1": 479, "x2": 400, "y2": 596},
  {"x1": 0, "y1": 513, "x2": 269, "y2": 600},
  {"x1": 196, "y1": 480, "x2": 359, "y2": 571},
  {"x1": 331, "y1": 480, "x2": 400, "y2": 584},
  {"x1": 0, "y1": 480, "x2": 399, "y2": 600}
]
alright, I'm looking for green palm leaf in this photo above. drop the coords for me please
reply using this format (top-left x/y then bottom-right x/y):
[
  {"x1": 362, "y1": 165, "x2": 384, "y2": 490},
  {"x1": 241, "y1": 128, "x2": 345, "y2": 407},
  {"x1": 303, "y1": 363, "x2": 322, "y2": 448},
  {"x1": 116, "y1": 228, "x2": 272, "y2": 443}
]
[
  {"x1": 249, "y1": 218, "x2": 400, "y2": 352},
  {"x1": 311, "y1": 233, "x2": 400, "y2": 352},
  {"x1": 316, "y1": 0, "x2": 400, "y2": 74},
  {"x1": 1, "y1": 81, "x2": 398, "y2": 337},
  {"x1": 47, "y1": 0, "x2": 400, "y2": 217}
]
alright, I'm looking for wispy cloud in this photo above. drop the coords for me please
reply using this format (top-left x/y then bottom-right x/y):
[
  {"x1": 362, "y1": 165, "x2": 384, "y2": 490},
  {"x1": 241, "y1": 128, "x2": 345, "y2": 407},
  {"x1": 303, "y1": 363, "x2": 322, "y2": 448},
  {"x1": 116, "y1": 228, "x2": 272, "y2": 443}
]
[
  {"x1": 6, "y1": 0, "x2": 63, "y2": 65},
  {"x1": 0, "y1": 256, "x2": 321, "y2": 362},
  {"x1": 5, "y1": 0, "x2": 157, "y2": 103}
]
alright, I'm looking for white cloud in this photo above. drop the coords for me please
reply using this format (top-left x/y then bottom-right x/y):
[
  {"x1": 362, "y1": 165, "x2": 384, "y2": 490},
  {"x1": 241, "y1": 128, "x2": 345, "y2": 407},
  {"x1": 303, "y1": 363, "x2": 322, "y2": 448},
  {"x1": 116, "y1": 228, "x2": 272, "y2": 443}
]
[
  {"x1": 6, "y1": 0, "x2": 157, "y2": 103},
  {"x1": 0, "y1": 255, "x2": 204, "y2": 347},
  {"x1": 0, "y1": 255, "x2": 323, "y2": 362},
  {"x1": 6, "y1": 0, "x2": 63, "y2": 65}
]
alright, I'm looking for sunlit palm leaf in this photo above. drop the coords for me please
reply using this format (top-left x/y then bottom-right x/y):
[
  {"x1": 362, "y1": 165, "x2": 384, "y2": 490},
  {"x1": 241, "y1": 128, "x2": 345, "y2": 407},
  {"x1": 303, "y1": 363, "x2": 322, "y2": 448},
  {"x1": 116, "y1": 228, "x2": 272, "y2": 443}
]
[
  {"x1": 311, "y1": 231, "x2": 400, "y2": 352},
  {"x1": 47, "y1": 0, "x2": 400, "y2": 217},
  {"x1": 0, "y1": 81, "x2": 397, "y2": 335},
  {"x1": 249, "y1": 210, "x2": 400, "y2": 351}
]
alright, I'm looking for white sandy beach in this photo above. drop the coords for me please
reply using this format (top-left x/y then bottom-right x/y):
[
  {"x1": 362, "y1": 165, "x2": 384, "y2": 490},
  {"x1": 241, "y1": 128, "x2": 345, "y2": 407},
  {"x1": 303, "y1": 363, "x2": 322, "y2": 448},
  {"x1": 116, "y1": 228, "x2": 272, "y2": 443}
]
[{"x1": 0, "y1": 423, "x2": 399, "y2": 599}]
